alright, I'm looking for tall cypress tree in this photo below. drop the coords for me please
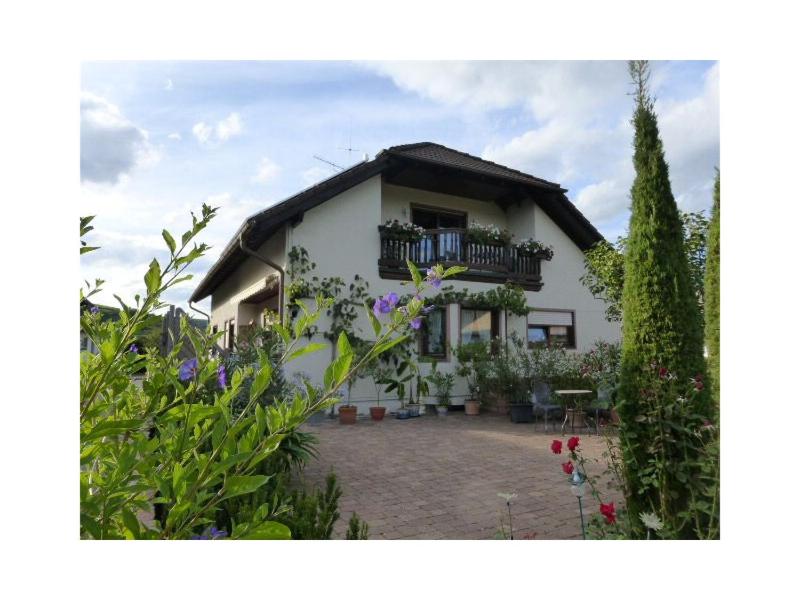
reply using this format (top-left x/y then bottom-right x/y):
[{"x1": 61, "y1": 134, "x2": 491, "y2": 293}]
[
  {"x1": 704, "y1": 170, "x2": 720, "y2": 411},
  {"x1": 617, "y1": 61, "x2": 708, "y2": 537}
]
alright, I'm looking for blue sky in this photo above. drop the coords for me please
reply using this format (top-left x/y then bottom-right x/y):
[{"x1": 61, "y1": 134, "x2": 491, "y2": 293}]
[{"x1": 80, "y1": 60, "x2": 719, "y2": 311}]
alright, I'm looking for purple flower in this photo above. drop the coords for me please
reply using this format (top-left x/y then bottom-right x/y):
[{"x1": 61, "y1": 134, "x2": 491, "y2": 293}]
[
  {"x1": 129, "y1": 344, "x2": 138, "y2": 354},
  {"x1": 426, "y1": 268, "x2": 442, "y2": 288},
  {"x1": 410, "y1": 317, "x2": 423, "y2": 330},
  {"x1": 217, "y1": 364, "x2": 227, "y2": 389},
  {"x1": 372, "y1": 292, "x2": 399, "y2": 317},
  {"x1": 179, "y1": 358, "x2": 199, "y2": 382},
  {"x1": 191, "y1": 526, "x2": 228, "y2": 540},
  {"x1": 90, "y1": 306, "x2": 99, "y2": 315}
]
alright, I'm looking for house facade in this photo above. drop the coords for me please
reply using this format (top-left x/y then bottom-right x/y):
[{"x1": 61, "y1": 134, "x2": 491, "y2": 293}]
[{"x1": 190, "y1": 142, "x2": 620, "y2": 412}]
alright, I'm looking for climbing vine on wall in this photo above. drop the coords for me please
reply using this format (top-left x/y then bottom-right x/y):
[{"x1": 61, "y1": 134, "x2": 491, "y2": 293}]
[{"x1": 287, "y1": 245, "x2": 371, "y2": 342}]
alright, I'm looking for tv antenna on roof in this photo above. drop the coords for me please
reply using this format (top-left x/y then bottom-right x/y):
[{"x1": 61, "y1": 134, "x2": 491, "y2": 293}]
[{"x1": 313, "y1": 155, "x2": 345, "y2": 172}]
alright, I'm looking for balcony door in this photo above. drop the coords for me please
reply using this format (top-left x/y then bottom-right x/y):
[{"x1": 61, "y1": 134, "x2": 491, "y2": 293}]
[{"x1": 411, "y1": 206, "x2": 467, "y2": 263}]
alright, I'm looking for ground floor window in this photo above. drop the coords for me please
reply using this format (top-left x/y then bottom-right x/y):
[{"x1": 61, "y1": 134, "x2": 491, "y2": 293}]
[
  {"x1": 527, "y1": 309, "x2": 575, "y2": 349},
  {"x1": 420, "y1": 306, "x2": 447, "y2": 358},
  {"x1": 460, "y1": 307, "x2": 498, "y2": 345}
]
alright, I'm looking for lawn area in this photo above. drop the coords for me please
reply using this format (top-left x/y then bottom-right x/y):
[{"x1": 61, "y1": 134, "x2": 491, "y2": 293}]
[{"x1": 299, "y1": 413, "x2": 621, "y2": 540}]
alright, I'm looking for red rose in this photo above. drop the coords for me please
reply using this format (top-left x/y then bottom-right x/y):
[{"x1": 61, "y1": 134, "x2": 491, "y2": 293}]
[
  {"x1": 550, "y1": 440, "x2": 563, "y2": 454},
  {"x1": 658, "y1": 367, "x2": 669, "y2": 379},
  {"x1": 567, "y1": 436, "x2": 580, "y2": 452},
  {"x1": 562, "y1": 461, "x2": 574, "y2": 475},
  {"x1": 600, "y1": 502, "x2": 616, "y2": 524}
]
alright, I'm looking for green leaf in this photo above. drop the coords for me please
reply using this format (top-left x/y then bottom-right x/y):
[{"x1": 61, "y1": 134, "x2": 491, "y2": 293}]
[
  {"x1": 443, "y1": 265, "x2": 468, "y2": 278},
  {"x1": 222, "y1": 475, "x2": 270, "y2": 500},
  {"x1": 287, "y1": 342, "x2": 327, "y2": 363},
  {"x1": 80, "y1": 245, "x2": 99, "y2": 255},
  {"x1": 83, "y1": 419, "x2": 145, "y2": 442},
  {"x1": 407, "y1": 259, "x2": 422, "y2": 287},
  {"x1": 144, "y1": 258, "x2": 162, "y2": 295},
  {"x1": 374, "y1": 334, "x2": 410, "y2": 357},
  {"x1": 337, "y1": 330, "x2": 353, "y2": 359},
  {"x1": 250, "y1": 362, "x2": 273, "y2": 401},
  {"x1": 272, "y1": 323, "x2": 292, "y2": 345},
  {"x1": 365, "y1": 302, "x2": 381, "y2": 337},
  {"x1": 162, "y1": 229, "x2": 176, "y2": 254},
  {"x1": 121, "y1": 508, "x2": 141, "y2": 539},
  {"x1": 240, "y1": 521, "x2": 292, "y2": 540}
]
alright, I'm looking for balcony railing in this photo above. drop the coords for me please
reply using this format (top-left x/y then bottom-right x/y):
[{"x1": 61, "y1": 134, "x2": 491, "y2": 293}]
[{"x1": 378, "y1": 227, "x2": 544, "y2": 290}]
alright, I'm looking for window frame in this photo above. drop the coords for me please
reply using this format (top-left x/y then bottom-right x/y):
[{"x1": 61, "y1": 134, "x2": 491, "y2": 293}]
[
  {"x1": 410, "y1": 204, "x2": 468, "y2": 230},
  {"x1": 419, "y1": 304, "x2": 449, "y2": 360},
  {"x1": 526, "y1": 308, "x2": 576, "y2": 350}
]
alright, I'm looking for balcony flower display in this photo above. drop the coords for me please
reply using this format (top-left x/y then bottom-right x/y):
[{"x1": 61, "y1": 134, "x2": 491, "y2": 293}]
[
  {"x1": 464, "y1": 221, "x2": 513, "y2": 246},
  {"x1": 378, "y1": 219, "x2": 425, "y2": 242},
  {"x1": 513, "y1": 238, "x2": 554, "y2": 260}
]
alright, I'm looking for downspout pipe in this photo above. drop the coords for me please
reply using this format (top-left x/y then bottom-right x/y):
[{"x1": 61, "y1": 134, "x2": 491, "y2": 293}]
[{"x1": 238, "y1": 227, "x2": 285, "y2": 322}]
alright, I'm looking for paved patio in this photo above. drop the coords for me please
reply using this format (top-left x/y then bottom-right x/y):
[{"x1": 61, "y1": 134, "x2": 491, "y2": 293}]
[{"x1": 299, "y1": 411, "x2": 622, "y2": 540}]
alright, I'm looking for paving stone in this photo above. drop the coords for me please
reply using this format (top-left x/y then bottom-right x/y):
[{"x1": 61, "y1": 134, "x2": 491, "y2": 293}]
[{"x1": 300, "y1": 413, "x2": 622, "y2": 540}]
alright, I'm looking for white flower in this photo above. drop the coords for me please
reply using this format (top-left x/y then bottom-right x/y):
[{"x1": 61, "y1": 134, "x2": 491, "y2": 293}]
[
  {"x1": 497, "y1": 492, "x2": 517, "y2": 502},
  {"x1": 640, "y1": 512, "x2": 663, "y2": 531}
]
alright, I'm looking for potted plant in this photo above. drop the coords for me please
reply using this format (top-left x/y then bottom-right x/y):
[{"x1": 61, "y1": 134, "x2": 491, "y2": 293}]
[
  {"x1": 455, "y1": 342, "x2": 491, "y2": 416},
  {"x1": 380, "y1": 360, "x2": 413, "y2": 420},
  {"x1": 338, "y1": 371, "x2": 359, "y2": 425},
  {"x1": 409, "y1": 367, "x2": 429, "y2": 417},
  {"x1": 366, "y1": 361, "x2": 392, "y2": 422},
  {"x1": 427, "y1": 362, "x2": 454, "y2": 417}
]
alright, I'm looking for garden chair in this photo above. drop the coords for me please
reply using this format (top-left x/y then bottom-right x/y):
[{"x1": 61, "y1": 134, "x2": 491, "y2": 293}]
[{"x1": 532, "y1": 381, "x2": 560, "y2": 432}]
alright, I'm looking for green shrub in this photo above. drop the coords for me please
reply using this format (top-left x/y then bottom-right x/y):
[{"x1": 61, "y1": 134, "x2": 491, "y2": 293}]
[{"x1": 345, "y1": 513, "x2": 370, "y2": 540}]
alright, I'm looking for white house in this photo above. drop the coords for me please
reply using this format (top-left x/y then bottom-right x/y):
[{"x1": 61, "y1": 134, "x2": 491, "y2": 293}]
[{"x1": 190, "y1": 142, "x2": 620, "y2": 412}]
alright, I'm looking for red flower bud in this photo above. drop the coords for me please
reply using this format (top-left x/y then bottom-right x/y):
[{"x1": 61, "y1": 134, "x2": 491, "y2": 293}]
[
  {"x1": 600, "y1": 502, "x2": 616, "y2": 525},
  {"x1": 550, "y1": 440, "x2": 563, "y2": 454},
  {"x1": 567, "y1": 436, "x2": 580, "y2": 452},
  {"x1": 658, "y1": 367, "x2": 669, "y2": 379}
]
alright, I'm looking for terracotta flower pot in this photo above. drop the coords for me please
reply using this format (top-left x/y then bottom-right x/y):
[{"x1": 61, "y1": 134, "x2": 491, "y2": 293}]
[
  {"x1": 338, "y1": 405, "x2": 358, "y2": 425},
  {"x1": 369, "y1": 406, "x2": 386, "y2": 421},
  {"x1": 464, "y1": 399, "x2": 480, "y2": 416}
]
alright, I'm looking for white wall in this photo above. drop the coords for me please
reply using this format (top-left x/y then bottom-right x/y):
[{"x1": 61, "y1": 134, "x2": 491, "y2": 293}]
[{"x1": 382, "y1": 182, "x2": 508, "y2": 227}]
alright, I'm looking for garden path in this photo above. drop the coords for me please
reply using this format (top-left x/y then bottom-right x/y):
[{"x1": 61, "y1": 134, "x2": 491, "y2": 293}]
[{"x1": 299, "y1": 412, "x2": 622, "y2": 540}]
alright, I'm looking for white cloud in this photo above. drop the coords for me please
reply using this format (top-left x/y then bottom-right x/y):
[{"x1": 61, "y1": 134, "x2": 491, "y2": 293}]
[
  {"x1": 80, "y1": 92, "x2": 158, "y2": 184},
  {"x1": 252, "y1": 157, "x2": 281, "y2": 183},
  {"x1": 365, "y1": 61, "x2": 626, "y2": 121},
  {"x1": 574, "y1": 179, "x2": 629, "y2": 225},
  {"x1": 164, "y1": 78, "x2": 174, "y2": 91},
  {"x1": 216, "y1": 112, "x2": 242, "y2": 141},
  {"x1": 192, "y1": 121, "x2": 213, "y2": 144},
  {"x1": 192, "y1": 112, "x2": 243, "y2": 146},
  {"x1": 167, "y1": 132, "x2": 182, "y2": 141}
]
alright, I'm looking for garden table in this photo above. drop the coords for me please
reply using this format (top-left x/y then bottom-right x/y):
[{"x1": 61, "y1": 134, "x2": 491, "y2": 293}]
[{"x1": 554, "y1": 390, "x2": 596, "y2": 435}]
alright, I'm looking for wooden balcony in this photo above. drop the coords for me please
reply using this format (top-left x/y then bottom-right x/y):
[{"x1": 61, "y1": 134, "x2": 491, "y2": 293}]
[{"x1": 378, "y1": 227, "x2": 544, "y2": 291}]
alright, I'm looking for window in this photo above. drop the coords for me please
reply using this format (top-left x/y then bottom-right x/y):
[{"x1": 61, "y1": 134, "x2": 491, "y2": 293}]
[
  {"x1": 460, "y1": 308, "x2": 499, "y2": 345},
  {"x1": 412, "y1": 206, "x2": 468, "y2": 262},
  {"x1": 527, "y1": 310, "x2": 575, "y2": 349},
  {"x1": 225, "y1": 320, "x2": 235, "y2": 351},
  {"x1": 420, "y1": 306, "x2": 447, "y2": 358}
]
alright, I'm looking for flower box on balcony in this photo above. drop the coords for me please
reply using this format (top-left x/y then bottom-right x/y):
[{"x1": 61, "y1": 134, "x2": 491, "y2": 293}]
[{"x1": 378, "y1": 220, "x2": 425, "y2": 243}]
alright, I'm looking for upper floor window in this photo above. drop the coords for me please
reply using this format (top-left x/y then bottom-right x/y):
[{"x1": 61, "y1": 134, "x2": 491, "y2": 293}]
[
  {"x1": 420, "y1": 306, "x2": 447, "y2": 358},
  {"x1": 411, "y1": 206, "x2": 467, "y2": 230},
  {"x1": 460, "y1": 308, "x2": 499, "y2": 345},
  {"x1": 527, "y1": 309, "x2": 575, "y2": 349}
]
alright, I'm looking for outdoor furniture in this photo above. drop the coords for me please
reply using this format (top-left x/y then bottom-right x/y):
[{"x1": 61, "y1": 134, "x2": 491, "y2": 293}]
[
  {"x1": 554, "y1": 390, "x2": 594, "y2": 435},
  {"x1": 532, "y1": 381, "x2": 560, "y2": 432}
]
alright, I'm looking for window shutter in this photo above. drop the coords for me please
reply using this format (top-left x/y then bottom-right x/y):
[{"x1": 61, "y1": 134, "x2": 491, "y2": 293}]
[{"x1": 529, "y1": 310, "x2": 573, "y2": 326}]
